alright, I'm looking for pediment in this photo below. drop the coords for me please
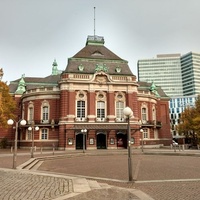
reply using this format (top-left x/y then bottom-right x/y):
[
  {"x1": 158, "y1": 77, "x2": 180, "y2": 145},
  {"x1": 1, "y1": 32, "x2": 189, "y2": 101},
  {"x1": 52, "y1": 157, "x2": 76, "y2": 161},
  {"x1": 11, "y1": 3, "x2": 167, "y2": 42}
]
[{"x1": 94, "y1": 74, "x2": 109, "y2": 84}]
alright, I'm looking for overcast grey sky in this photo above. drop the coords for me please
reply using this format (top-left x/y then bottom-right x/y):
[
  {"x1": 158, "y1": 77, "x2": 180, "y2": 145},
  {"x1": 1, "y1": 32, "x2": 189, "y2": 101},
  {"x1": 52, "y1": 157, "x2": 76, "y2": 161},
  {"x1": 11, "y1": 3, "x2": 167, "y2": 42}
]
[{"x1": 1, "y1": 0, "x2": 200, "y2": 82}]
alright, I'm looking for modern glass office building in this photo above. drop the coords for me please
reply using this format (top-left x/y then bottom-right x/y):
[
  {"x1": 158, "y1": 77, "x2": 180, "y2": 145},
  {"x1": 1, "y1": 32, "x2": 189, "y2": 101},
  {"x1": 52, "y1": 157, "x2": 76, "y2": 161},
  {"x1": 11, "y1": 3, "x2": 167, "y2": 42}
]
[
  {"x1": 169, "y1": 95, "x2": 197, "y2": 137},
  {"x1": 181, "y1": 52, "x2": 200, "y2": 96},
  {"x1": 138, "y1": 52, "x2": 200, "y2": 138},
  {"x1": 137, "y1": 54, "x2": 183, "y2": 97}
]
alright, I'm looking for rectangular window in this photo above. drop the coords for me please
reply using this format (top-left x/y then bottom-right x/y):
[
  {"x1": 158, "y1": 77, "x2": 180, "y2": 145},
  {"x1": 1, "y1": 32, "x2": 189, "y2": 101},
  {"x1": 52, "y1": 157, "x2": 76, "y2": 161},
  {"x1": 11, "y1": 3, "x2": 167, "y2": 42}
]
[
  {"x1": 41, "y1": 129, "x2": 48, "y2": 140},
  {"x1": 26, "y1": 130, "x2": 32, "y2": 140},
  {"x1": 97, "y1": 101, "x2": 105, "y2": 118},
  {"x1": 142, "y1": 108, "x2": 147, "y2": 121},
  {"x1": 42, "y1": 106, "x2": 49, "y2": 121},
  {"x1": 143, "y1": 129, "x2": 148, "y2": 139},
  {"x1": 77, "y1": 101, "x2": 85, "y2": 118},
  {"x1": 28, "y1": 107, "x2": 34, "y2": 122},
  {"x1": 116, "y1": 101, "x2": 124, "y2": 118}
]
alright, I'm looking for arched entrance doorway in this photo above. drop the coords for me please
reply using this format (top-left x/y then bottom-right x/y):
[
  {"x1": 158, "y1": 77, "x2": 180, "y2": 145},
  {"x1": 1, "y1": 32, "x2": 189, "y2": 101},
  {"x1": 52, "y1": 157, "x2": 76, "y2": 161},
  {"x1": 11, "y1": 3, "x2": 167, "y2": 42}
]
[
  {"x1": 117, "y1": 132, "x2": 127, "y2": 149},
  {"x1": 97, "y1": 132, "x2": 107, "y2": 149},
  {"x1": 76, "y1": 133, "x2": 86, "y2": 150}
]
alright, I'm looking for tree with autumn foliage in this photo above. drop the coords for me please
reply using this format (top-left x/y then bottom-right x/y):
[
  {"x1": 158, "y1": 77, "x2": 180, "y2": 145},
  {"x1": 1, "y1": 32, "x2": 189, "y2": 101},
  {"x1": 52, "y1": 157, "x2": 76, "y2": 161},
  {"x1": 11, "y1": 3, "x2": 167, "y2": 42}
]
[
  {"x1": 0, "y1": 81, "x2": 16, "y2": 128},
  {"x1": 178, "y1": 95, "x2": 200, "y2": 145}
]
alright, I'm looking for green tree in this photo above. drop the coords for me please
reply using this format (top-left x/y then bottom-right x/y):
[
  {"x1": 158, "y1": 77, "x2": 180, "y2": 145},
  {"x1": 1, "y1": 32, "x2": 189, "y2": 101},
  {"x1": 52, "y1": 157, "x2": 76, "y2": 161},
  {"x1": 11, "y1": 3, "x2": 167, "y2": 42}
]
[
  {"x1": 0, "y1": 81, "x2": 16, "y2": 128},
  {"x1": 178, "y1": 95, "x2": 200, "y2": 145},
  {"x1": 178, "y1": 106, "x2": 195, "y2": 134},
  {"x1": 193, "y1": 95, "x2": 200, "y2": 137}
]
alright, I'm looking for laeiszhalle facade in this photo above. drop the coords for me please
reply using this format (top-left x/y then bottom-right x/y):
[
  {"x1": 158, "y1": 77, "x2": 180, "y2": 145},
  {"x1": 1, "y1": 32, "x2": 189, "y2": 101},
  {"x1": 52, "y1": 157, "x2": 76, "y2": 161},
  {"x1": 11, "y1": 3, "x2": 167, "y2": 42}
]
[{"x1": 6, "y1": 36, "x2": 172, "y2": 150}]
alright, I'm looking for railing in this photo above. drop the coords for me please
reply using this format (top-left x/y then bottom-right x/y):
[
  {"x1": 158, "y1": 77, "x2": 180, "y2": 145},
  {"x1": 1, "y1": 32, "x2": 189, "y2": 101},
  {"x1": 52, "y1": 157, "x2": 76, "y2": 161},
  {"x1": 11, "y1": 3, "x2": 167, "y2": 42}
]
[
  {"x1": 27, "y1": 119, "x2": 59, "y2": 127},
  {"x1": 141, "y1": 120, "x2": 162, "y2": 128}
]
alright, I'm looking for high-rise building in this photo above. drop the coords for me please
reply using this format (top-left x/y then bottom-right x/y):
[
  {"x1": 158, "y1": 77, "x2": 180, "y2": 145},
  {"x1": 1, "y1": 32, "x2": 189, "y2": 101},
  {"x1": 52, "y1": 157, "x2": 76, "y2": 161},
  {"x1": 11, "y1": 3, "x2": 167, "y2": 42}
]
[
  {"x1": 181, "y1": 52, "x2": 200, "y2": 96},
  {"x1": 137, "y1": 54, "x2": 183, "y2": 97},
  {"x1": 138, "y1": 52, "x2": 200, "y2": 139}
]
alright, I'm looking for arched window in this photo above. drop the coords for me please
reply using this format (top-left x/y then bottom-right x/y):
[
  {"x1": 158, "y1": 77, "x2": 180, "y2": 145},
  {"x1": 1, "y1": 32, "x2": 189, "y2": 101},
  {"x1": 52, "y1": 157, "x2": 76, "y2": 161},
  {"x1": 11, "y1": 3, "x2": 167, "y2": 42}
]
[
  {"x1": 97, "y1": 101, "x2": 105, "y2": 119},
  {"x1": 96, "y1": 91, "x2": 106, "y2": 121},
  {"x1": 141, "y1": 103, "x2": 148, "y2": 122},
  {"x1": 77, "y1": 100, "x2": 85, "y2": 118},
  {"x1": 76, "y1": 91, "x2": 87, "y2": 121},
  {"x1": 152, "y1": 105, "x2": 156, "y2": 121},
  {"x1": 41, "y1": 101, "x2": 50, "y2": 123},
  {"x1": 115, "y1": 92, "x2": 125, "y2": 121},
  {"x1": 43, "y1": 106, "x2": 49, "y2": 121},
  {"x1": 142, "y1": 107, "x2": 147, "y2": 121},
  {"x1": 116, "y1": 101, "x2": 124, "y2": 118},
  {"x1": 28, "y1": 102, "x2": 34, "y2": 124}
]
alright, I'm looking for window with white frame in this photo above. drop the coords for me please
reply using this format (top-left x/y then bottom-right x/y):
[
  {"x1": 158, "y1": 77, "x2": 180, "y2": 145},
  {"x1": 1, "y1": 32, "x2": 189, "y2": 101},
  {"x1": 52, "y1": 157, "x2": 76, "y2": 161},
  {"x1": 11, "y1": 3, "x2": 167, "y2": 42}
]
[
  {"x1": 76, "y1": 91, "x2": 87, "y2": 120},
  {"x1": 41, "y1": 129, "x2": 48, "y2": 140},
  {"x1": 142, "y1": 107, "x2": 147, "y2": 121},
  {"x1": 97, "y1": 101, "x2": 105, "y2": 118},
  {"x1": 116, "y1": 101, "x2": 124, "y2": 119},
  {"x1": 29, "y1": 107, "x2": 33, "y2": 121},
  {"x1": 42, "y1": 106, "x2": 49, "y2": 121},
  {"x1": 143, "y1": 129, "x2": 149, "y2": 139},
  {"x1": 77, "y1": 100, "x2": 85, "y2": 118},
  {"x1": 26, "y1": 129, "x2": 32, "y2": 140},
  {"x1": 41, "y1": 101, "x2": 50, "y2": 122},
  {"x1": 28, "y1": 102, "x2": 34, "y2": 123},
  {"x1": 115, "y1": 92, "x2": 125, "y2": 121},
  {"x1": 96, "y1": 92, "x2": 106, "y2": 120}
]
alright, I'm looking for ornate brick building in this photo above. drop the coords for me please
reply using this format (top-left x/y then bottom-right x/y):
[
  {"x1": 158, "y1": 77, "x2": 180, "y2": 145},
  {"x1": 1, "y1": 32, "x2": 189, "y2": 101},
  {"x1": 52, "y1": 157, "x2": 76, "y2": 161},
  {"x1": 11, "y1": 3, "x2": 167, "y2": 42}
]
[{"x1": 6, "y1": 36, "x2": 171, "y2": 150}]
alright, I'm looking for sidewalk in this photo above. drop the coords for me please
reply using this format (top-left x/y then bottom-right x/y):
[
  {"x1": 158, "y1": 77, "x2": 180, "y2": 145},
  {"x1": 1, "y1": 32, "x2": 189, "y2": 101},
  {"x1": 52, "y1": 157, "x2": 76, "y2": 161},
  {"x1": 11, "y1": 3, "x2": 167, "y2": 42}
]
[
  {"x1": 0, "y1": 148, "x2": 155, "y2": 200},
  {"x1": 0, "y1": 148, "x2": 200, "y2": 200}
]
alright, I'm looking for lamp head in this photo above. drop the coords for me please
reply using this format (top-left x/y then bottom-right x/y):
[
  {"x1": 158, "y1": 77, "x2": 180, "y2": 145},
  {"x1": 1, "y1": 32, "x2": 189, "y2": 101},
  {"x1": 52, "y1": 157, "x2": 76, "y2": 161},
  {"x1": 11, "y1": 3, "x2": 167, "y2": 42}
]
[
  {"x1": 7, "y1": 119, "x2": 14, "y2": 125},
  {"x1": 20, "y1": 119, "x2": 26, "y2": 126},
  {"x1": 123, "y1": 107, "x2": 133, "y2": 117}
]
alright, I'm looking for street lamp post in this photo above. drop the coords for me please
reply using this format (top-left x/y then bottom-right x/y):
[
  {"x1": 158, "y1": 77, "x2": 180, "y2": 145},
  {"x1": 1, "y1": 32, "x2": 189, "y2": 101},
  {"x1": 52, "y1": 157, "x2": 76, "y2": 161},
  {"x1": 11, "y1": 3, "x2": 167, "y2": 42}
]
[
  {"x1": 28, "y1": 124, "x2": 39, "y2": 158},
  {"x1": 140, "y1": 129, "x2": 144, "y2": 153},
  {"x1": 81, "y1": 129, "x2": 87, "y2": 153},
  {"x1": 7, "y1": 119, "x2": 26, "y2": 169},
  {"x1": 123, "y1": 107, "x2": 133, "y2": 182}
]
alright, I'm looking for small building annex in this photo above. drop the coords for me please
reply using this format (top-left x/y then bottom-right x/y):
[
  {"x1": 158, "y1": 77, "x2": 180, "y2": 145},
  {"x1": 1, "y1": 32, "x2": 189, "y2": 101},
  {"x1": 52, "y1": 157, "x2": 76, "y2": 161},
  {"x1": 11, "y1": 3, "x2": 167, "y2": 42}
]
[{"x1": 6, "y1": 35, "x2": 171, "y2": 150}]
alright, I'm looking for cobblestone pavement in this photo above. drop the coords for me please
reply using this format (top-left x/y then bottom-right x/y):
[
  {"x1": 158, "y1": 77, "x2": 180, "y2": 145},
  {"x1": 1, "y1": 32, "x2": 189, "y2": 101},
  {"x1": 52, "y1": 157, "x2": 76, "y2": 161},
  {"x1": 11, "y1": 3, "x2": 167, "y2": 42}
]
[
  {"x1": 0, "y1": 168, "x2": 73, "y2": 200},
  {"x1": 0, "y1": 149, "x2": 200, "y2": 200},
  {"x1": 37, "y1": 150, "x2": 200, "y2": 200}
]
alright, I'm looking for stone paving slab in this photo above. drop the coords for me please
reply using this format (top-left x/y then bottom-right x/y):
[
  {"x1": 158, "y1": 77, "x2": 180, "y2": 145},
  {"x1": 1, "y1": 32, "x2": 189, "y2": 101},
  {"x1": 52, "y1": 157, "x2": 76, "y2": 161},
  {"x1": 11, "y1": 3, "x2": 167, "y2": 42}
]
[{"x1": 1, "y1": 148, "x2": 200, "y2": 200}]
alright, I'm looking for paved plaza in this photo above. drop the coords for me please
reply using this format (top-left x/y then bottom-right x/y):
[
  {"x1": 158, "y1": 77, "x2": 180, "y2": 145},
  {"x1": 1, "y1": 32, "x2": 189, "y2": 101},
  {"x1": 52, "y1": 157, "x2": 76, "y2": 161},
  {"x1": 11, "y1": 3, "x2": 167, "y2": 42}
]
[{"x1": 0, "y1": 148, "x2": 200, "y2": 199}]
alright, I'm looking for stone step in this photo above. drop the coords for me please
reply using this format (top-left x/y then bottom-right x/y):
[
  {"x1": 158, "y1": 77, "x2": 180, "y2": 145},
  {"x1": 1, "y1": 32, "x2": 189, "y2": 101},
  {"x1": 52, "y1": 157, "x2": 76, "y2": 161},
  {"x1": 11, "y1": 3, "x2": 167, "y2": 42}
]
[
  {"x1": 99, "y1": 182, "x2": 112, "y2": 189},
  {"x1": 87, "y1": 180, "x2": 102, "y2": 189},
  {"x1": 17, "y1": 158, "x2": 38, "y2": 170},
  {"x1": 72, "y1": 178, "x2": 91, "y2": 193},
  {"x1": 31, "y1": 160, "x2": 44, "y2": 171},
  {"x1": 87, "y1": 180, "x2": 111, "y2": 190},
  {"x1": 24, "y1": 159, "x2": 39, "y2": 170}
]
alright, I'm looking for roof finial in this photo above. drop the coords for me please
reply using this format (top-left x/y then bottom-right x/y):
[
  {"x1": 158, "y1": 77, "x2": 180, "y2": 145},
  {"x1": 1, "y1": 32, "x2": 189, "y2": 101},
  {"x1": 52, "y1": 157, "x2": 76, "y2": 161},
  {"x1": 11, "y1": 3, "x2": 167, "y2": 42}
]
[{"x1": 94, "y1": 7, "x2": 96, "y2": 39}]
